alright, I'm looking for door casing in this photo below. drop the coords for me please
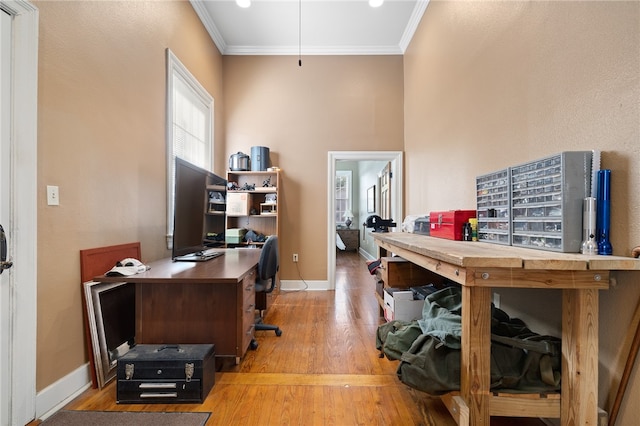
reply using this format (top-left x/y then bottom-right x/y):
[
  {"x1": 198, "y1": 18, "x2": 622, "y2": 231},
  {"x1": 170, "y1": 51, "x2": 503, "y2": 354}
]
[
  {"x1": 327, "y1": 151, "x2": 403, "y2": 290},
  {"x1": 0, "y1": 1, "x2": 39, "y2": 424}
]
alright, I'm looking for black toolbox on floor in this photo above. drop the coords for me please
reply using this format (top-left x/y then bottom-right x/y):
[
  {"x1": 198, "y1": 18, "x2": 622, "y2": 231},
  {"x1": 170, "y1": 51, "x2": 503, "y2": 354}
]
[{"x1": 116, "y1": 344, "x2": 215, "y2": 404}]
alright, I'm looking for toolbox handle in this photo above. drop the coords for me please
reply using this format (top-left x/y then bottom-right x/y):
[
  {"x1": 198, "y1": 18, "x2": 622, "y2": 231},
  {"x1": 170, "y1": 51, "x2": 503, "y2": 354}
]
[
  {"x1": 140, "y1": 392, "x2": 178, "y2": 398},
  {"x1": 139, "y1": 383, "x2": 177, "y2": 389},
  {"x1": 155, "y1": 345, "x2": 184, "y2": 353}
]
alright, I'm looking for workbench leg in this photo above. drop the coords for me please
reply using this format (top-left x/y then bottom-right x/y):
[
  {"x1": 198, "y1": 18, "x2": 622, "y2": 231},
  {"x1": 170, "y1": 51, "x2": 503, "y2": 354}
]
[
  {"x1": 461, "y1": 286, "x2": 492, "y2": 426},
  {"x1": 562, "y1": 289, "x2": 599, "y2": 425}
]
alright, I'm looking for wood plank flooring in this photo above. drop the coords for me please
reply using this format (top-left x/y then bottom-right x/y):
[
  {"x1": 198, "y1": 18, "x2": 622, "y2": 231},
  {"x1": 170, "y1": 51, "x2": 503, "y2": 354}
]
[{"x1": 32, "y1": 251, "x2": 546, "y2": 425}]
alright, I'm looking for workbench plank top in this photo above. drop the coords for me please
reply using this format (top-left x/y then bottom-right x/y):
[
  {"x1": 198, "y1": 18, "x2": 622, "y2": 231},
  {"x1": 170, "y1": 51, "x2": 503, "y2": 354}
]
[{"x1": 372, "y1": 233, "x2": 640, "y2": 271}]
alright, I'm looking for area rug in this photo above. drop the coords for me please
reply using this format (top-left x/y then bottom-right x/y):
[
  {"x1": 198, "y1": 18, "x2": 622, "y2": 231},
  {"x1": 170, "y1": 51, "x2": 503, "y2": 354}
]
[{"x1": 41, "y1": 410, "x2": 211, "y2": 426}]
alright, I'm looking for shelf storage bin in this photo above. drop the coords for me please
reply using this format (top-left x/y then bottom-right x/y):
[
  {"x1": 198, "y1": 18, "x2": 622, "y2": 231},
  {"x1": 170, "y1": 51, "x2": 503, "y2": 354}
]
[
  {"x1": 510, "y1": 151, "x2": 592, "y2": 252},
  {"x1": 476, "y1": 168, "x2": 511, "y2": 245}
]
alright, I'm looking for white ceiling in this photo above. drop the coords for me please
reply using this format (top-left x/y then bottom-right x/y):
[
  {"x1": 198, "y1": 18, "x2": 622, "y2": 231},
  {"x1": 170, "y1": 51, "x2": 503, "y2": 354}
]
[{"x1": 190, "y1": 0, "x2": 429, "y2": 55}]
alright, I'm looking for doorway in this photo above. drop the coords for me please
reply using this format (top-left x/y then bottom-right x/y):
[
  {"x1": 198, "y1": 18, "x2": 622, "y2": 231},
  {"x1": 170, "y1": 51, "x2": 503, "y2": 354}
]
[
  {"x1": 327, "y1": 151, "x2": 403, "y2": 290},
  {"x1": 0, "y1": 2, "x2": 39, "y2": 424}
]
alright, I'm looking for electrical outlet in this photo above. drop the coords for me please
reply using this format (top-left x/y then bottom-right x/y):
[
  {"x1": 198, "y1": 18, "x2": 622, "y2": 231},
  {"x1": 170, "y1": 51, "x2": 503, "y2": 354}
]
[
  {"x1": 47, "y1": 185, "x2": 60, "y2": 206},
  {"x1": 493, "y1": 292, "x2": 501, "y2": 309},
  {"x1": 293, "y1": 253, "x2": 298, "y2": 263}
]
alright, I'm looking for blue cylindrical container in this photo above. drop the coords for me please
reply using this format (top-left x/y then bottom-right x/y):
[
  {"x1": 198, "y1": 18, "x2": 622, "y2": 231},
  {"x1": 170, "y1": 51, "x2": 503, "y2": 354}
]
[
  {"x1": 251, "y1": 146, "x2": 270, "y2": 171},
  {"x1": 596, "y1": 169, "x2": 612, "y2": 255}
]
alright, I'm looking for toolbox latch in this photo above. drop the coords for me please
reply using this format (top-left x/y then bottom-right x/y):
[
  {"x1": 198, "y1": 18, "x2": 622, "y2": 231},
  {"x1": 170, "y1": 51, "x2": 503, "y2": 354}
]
[
  {"x1": 125, "y1": 363, "x2": 134, "y2": 380},
  {"x1": 185, "y1": 362, "x2": 194, "y2": 382}
]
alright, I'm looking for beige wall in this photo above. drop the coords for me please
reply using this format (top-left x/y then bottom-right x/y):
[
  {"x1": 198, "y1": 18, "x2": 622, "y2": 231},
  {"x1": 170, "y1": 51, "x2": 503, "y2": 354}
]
[
  {"x1": 222, "y1": 55, "x2": 404, "y2": 281},
  {"x1": 404, "y1": 1, "x2": 640, "y2": 422},
  {"x1": 34, "y1": 3, "x2": 404, "y2": 392},
  {"x1": 32, "y1": 0, "x2": 640, "y2": 422},
  {"x1": 35, "y1": 0, "x2": 224, "y2": 389}
]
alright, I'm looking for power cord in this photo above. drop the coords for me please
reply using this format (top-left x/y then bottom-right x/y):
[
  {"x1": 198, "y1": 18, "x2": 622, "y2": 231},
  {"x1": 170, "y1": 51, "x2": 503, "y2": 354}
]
[{"x1": 282, "y1": 260, "x2": 308, "y2": 292}]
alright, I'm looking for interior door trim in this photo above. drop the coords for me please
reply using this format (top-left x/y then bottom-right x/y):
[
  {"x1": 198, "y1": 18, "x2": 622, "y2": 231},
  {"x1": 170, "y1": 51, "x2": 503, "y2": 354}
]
[
  {"x1": 0, "y1": 2, "x2": 39, "y2": 424},
  {"x1": 327, "y1": 151, "x2": 403, "y2": 290}
]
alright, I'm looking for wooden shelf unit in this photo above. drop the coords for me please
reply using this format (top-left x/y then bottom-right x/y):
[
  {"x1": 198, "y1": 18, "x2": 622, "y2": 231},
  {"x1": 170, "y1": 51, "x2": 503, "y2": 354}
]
[
  {"x1": 203, "y1": 179, "x2": 226, "y2": 247},
  {"x1": 226, "y1": 170, "x2": 281, "y2": 313},
  {"x1": 226, "y1": 170, "x2": 280, "y2": 246},
  {"x1": 372, "y1": 232, "x2": 640, "y2": 426}
]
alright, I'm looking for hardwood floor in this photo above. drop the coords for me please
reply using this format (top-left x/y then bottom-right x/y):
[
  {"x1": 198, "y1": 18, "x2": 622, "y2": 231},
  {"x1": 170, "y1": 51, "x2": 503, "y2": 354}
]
[{"x1": 33, "y1": 251, "x2": 545, "y2": 425}]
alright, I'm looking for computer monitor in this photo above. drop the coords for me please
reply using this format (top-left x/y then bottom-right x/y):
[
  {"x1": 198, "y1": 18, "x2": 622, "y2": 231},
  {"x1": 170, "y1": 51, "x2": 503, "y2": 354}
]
[{"x1": 172, "y1": 157, "x2": 226, "y2": 261}]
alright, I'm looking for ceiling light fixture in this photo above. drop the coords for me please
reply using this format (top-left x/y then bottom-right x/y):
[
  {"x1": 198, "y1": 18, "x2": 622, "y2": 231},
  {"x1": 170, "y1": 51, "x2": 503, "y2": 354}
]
[
  {"x1": 236, "y1": 0, "x2": 251, "y2": 8},
  {"x1": 369, "y1": 0, "x2": 384, "y2": 7}
]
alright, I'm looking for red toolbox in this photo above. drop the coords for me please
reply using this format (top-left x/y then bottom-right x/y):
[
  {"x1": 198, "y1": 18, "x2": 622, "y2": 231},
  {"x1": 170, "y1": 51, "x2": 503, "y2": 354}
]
[{"x1": 429, "y1": 210, "x2": 476, "y2": 241}]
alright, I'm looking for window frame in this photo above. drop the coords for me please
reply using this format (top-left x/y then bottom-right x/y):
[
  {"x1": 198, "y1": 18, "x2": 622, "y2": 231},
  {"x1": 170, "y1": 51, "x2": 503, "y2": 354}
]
[
  {"x1": 335, "y1": 170, "x2": 353, "y2": 226},
  {"x1": 165, "y1": 49, "x2": 214, "y2": 249}
]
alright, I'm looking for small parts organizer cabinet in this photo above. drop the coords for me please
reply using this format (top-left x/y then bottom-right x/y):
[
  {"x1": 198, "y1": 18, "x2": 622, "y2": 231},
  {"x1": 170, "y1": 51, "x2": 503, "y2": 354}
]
[
  {"x1": 226, "y1": 170, "x2": 280, "y2": 246},
  {"x1": 372, "y1": 232, "x2": 640, "y2": 426},
  {"x1": 337, "y1": 228, "x2": 359, "y2": 251},
  {"x1": 476, "y1": 168, "x2": 510, "y2": 245},
  {"x1": 510, "y1": 151, "x2": 591, "y2": 252},
  {"x1": 477, "y1": 151, "x2": 592, "y2": 252}
]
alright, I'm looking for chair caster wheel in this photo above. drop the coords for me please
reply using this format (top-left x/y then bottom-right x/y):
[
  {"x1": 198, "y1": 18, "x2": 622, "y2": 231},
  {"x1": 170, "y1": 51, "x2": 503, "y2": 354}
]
[
  {"x1": 250, "y1": 339, "x2": 258, "y2": 350},
  {"x1": 275, "y1": 328, "x2": 282, "y2": 337}
]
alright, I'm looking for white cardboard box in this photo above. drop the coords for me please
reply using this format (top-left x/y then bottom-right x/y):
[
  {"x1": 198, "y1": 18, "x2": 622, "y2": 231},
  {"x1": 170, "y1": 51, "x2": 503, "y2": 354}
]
[
  {"x1": 383, "y1": 289, "x2": 424, "y2": 322},
  {"x1": 227, "y1": 192, "x2": 250, "y2": 216}
]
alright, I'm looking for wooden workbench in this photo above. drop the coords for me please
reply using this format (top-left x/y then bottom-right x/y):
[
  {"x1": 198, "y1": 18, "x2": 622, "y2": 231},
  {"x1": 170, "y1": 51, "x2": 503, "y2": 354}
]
[{"x1": 372, "y1": 232, "x2": 640, "y2": 426}]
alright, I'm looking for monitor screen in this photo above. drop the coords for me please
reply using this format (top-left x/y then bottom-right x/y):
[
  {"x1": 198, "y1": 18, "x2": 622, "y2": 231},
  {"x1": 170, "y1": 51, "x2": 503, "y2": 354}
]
[{"x1": 172, "y1": 157, "x2": 226, "y2": 260}]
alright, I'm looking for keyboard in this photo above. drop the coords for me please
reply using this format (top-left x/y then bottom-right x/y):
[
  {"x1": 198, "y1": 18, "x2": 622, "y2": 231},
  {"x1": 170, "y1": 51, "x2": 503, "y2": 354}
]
[
  {"x1": 200, "y1": 250, "x2": 224, "y2": 260},
  {"x1": 174, "y1": 250, "x2": 224, "y2": 262}
]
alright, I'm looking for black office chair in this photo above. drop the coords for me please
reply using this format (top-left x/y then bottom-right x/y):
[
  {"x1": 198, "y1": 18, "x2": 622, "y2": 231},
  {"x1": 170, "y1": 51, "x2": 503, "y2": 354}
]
[{"x1": 251, "y1": 236, "x2": 282, "y2": 350}]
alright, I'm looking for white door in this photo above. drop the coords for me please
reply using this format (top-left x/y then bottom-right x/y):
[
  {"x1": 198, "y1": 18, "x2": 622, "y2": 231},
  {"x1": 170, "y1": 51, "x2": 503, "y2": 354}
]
[
  {"x1": 1, "y1": 9, "x2": 14, "y2": 424},
  {"x1": 379, "y1": 162, "x2": 392, "y2": 220},
  {"x1": 0, "y1": 2, "x2": 38, "y2": 424}
]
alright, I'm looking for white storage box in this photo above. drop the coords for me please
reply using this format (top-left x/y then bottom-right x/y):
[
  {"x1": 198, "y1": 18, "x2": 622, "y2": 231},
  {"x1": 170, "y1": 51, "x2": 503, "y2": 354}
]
[
  {"x1": 383, "y1": 289, "x2": 424, "y2": 322},
  {"x1": 227, "y1": 192, "x2": 250, "y2": 216}
]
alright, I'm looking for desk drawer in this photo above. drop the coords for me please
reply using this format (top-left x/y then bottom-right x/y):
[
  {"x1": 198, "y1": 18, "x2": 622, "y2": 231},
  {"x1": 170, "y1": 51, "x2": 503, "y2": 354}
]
[{"x1": 241, "y1": 271, "x2": 256, "y2": 352}]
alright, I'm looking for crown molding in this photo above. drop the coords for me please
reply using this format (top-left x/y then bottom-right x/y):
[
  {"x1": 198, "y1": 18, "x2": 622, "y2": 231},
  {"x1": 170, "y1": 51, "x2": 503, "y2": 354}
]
[
  {"x1": 223, "y1": 44, "x2": 404, "y2": 56},
  {"x1": 399, "y1": 0, "x2": 429, "y2": 53},
  {"x1": 189, "y1": 0, "x2": 226, "y2": 55}
]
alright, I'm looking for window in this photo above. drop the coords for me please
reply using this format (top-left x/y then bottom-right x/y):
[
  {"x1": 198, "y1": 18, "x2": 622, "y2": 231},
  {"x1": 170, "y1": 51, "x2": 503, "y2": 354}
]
[
  {"x1": 166, "y1": 49, "x2": 213, "y2": 249},
  {"x1": 335, "y1": 170, "x2": 352, "y2": 225}
]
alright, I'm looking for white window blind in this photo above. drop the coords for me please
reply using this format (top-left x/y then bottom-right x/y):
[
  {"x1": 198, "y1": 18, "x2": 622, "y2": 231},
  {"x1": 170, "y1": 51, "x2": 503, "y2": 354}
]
[{"x1": 166, "y1": 49, "x2": 213, "y2": 249}]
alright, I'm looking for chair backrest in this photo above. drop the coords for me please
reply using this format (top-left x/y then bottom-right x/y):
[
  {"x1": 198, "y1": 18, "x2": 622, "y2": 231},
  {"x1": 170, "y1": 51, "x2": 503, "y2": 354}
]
[{"x1": 257, "y1": 236, "x2": 279, "y2": 293}]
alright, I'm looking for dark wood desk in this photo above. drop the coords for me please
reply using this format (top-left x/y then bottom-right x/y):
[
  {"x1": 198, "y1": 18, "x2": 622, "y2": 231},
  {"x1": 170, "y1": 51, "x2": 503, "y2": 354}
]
[{"x1": 96, "y1": 249, "x2": 261, "y2": 363}]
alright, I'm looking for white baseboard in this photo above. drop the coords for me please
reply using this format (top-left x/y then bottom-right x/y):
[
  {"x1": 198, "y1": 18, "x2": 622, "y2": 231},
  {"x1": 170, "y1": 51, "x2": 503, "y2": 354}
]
[
  {"x1": 280, "y1": 279, "x2": 329, "y2": 291},
  {"x1": 35, "y1": 363, "x2": 92, "y2": 420},
  {"x1": 359, "y1": 248, "x2": 377, "y2": 261}
]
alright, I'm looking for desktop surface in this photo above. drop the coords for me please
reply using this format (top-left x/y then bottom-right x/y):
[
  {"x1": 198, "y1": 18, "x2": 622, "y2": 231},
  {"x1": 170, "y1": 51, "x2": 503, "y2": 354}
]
[{"x1": 96, "y1": 248, "x2": 261, "y2": 284}]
